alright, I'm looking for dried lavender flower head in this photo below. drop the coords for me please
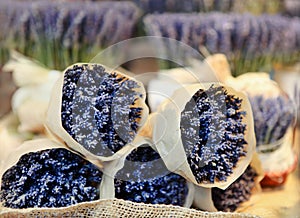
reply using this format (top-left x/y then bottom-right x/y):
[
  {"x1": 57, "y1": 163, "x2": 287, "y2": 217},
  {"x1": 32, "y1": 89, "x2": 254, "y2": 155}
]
[
  {"x1": 47, "y1": 63, "x2": 148, "y2": 160},
  {"x1": 114, "y1": 145, "x2": 190, "y2": 206},
  {"x1": 0, "y1": 148, "x2": 103, "y2": 209},
  {"x1": 180, "y1": 85, "x2": 247, "y2": 184},
  {"x1": 249, "y1": 94, "x2": 295, "y2": 146},
  {"x1": 212, "y1": 165, "x2": 258, "y2": 212}
]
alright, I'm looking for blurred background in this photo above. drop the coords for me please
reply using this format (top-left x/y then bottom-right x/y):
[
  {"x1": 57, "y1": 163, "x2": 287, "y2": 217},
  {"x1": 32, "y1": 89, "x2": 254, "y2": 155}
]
[{"x1": 0, "y1": 0, "x2": 299, "y2": 118}]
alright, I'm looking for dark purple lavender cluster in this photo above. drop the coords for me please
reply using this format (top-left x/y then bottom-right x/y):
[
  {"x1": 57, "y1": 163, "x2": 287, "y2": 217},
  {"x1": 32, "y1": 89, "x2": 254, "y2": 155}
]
[
  {"x1": 212, "y1": 165, "x2": 257, "y2": 212},
  {"x1": 144, "y1": 13, "x2": 300, "y2": 56},
  {"x1": 61, "y1": 64, "x2": 143, "y2": 157},
  {"x1": 249, "y1": 95, "x2": 295, "y2": 146},
  {"x1": 0, "y1": 148, "x2": 103, "y2": 209},
  {"x1": 180, "y1": 85, "x2": 247, "y2": 184},
  {"x1": 114, "y1": 145, "x2": 189, "y2": 206}
]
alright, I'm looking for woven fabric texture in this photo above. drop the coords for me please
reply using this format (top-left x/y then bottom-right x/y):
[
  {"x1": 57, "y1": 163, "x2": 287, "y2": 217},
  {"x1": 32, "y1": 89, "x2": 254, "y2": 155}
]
[{"x1": 0, "y1": 198, "x2": 260, "y2": 218}]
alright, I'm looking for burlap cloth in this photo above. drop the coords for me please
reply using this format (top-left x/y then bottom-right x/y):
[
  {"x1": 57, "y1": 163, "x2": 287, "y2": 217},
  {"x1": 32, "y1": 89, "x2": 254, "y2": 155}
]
[{"x1": 0, "y1": 198, "x2": 259, "y2": 218}]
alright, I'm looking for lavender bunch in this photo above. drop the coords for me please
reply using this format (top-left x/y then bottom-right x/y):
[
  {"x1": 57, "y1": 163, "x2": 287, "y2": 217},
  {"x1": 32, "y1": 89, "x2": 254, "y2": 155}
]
[
  {"x1": 114, "y1": 145, "x2": 189, "y2": 206},
  {"x1": 0, "y1": 148, "x2": 103, "y2": 209},
  {"x1": 131, "y1": 0, "x2": 236, "y2": 13},
  {"x1": 132, "y1": 0, "x2": 201, "y2": 13},
  {"x1": 180, "y1": 85, "x2": 247, "y2": 184},
  {"x1": 145, "y1": 12, "x2": 300, "y2": 55},
  {"x1": 144, "y1": 13, "x2": 300, "y2": 75},
  {"x1": 0, "y1": 0, "x2": 140, "y2": 69},
  {"x1": 61, "y1": 64, "x2": 143, "y2": 157},
  {"x1": 0, "y1": 1, "x2": 31, "y2": 63},
  {"x1": 212, "y1": 165, "x2": 258, "y2": 212},
  {"x1": 249, "y1": 95, "x2": 295, "y2": 146}
]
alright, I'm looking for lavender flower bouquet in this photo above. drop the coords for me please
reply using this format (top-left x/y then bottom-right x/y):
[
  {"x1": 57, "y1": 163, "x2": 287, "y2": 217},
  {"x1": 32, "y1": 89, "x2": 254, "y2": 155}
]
[
  {"x1": 0, "y1": 139, "x2": 104, "y2": 209},
  {"x1": 102, "y1": 136, "x2": 195, "y2": 207},
  {"x1": 207, "y1": 54, "x2": 297, "y2": 187},
  {"x1": 148, "y1": 83, "x2": 255, "y2": 189},
  {"x1": 46, "y1": 63, "x2": 149, "y2": 162}
]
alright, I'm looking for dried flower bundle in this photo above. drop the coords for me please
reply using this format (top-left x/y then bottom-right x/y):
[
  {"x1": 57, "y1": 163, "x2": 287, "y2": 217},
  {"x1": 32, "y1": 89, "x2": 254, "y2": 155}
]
[
  {"x1": 249, "y1": 95, "x2": 295, "y2": 146},
  {"x1": 0, "y1": 148, "x2": 103, "y2": 209},
  {"x1": 114, "y1": 145, "x2": 190, "y2": 206},
  {"x1": 151, "y1": 83, "x2": 255, "y2": 189},
  {"x1": 144, "y1": 13, "x2": 300, "y2": 75},
  {"x1": 212, "y1": 165, "x2": 257, "y2": 212},
  {"x1": 0, "y1": 0, "x2": 140, "y2": 69},
  {"x1": 180, "y1": 85, "x2": 247, "y2": 184},
  {"x1": 46, "y1": 63, "x2": 149, "y2": 161},
  {"x1": 61, "y1": 64, "x2": 143, "y2": 156}
]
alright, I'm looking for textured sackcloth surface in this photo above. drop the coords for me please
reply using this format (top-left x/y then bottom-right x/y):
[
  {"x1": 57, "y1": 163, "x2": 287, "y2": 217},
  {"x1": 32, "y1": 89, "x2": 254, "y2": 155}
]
[{"x1": 0, "y1": 198, "x2": 260, "y2": 218}]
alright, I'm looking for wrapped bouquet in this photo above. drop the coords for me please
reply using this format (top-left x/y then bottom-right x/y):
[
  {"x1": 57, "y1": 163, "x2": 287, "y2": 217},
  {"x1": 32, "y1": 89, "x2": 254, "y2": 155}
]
[{"x1": 206, "y1": 54, "x2": 297, "y2": 187}]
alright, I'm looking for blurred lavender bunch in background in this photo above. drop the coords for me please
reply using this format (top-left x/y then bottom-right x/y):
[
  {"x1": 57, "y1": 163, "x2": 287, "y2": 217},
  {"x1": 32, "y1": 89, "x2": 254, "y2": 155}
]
[
  {"x1": 249, "y1": 95, "x2": 295, "y2": 146},
  {"x1": 0, "y1": 0, "x2": 140, "y2": 69},
  {"x1": 144, "y1": 13, "x2": 300, "y2": 75},
  {"x1": 125, "y1": 0, "x2": 284, "y2": 14},
  {"x1": 131, "y1": 0, "x2": 234, "y2": 13}
]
